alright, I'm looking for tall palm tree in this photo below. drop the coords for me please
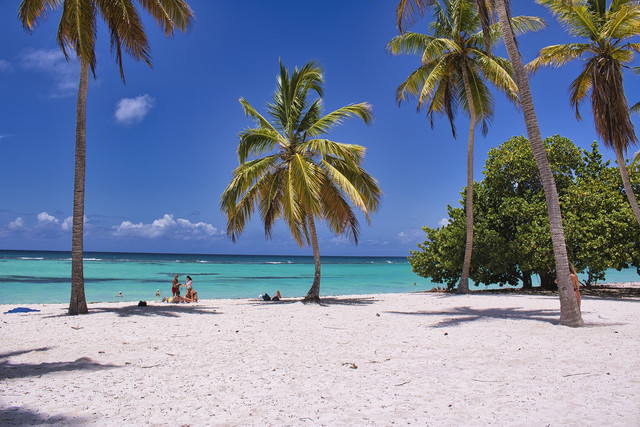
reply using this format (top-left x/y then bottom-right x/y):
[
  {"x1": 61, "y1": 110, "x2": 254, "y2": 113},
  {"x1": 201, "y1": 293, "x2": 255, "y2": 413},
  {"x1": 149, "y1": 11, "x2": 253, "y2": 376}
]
[
  {"x1": 221, "y1": 61, "x2": 382, "y2": 303},
  {"x1": 397, "y1": 0, "x2": 584, "y2": 326},
  {"x1": 388, "y1": 0, "x2": 542, "y2": 293},
  {"x1": 528, "y1": 0, "x2": 640, "y2": 226},
  {"x1": 19, "y1": 0, "x2": 194, "y2": 315}
]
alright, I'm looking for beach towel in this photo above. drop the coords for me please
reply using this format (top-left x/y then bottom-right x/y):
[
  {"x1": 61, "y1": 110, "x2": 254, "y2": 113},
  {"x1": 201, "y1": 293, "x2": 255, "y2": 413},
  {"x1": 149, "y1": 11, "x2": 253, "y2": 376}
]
[{"x1": 4, "y1": 307, "x2": 41, "y2": 314}]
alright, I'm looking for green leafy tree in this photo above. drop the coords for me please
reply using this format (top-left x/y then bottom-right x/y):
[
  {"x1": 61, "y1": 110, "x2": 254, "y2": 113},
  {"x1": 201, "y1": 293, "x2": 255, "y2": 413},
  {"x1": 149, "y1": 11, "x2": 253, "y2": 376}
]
[
  {"x1": 220, "y1": 61, "x2": 382, "y2": 303},
  {"x1": 564, "y1": 143, "x2": 640, "y2": 284},
  {"x1": 19, "y1": 0, "x2": 194, "y2": 315},
  {"x1": 387, "y1": 0, "x2": 541, "y2": 294},
  {"x1": 410, "y1": 136, "x2": 640, "y2": 288},
  {"x1": 529, "y1": 0, "x2": 640, "y2": 227},
  {"x1": 396, "y1": 0, "x2": 583, "y2": 326}
]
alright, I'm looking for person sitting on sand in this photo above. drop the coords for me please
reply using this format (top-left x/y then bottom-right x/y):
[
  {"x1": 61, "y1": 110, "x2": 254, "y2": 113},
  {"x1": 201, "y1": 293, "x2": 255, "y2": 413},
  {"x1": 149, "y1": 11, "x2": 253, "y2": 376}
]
[{"x1": 170, "y1": 290, "x2": 194, "y2": 303}]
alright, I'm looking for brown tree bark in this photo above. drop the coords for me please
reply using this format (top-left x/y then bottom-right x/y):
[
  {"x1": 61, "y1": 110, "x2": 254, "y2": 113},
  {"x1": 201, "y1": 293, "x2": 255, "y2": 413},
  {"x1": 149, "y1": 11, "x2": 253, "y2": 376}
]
[
  {"x1": 69, "y1": 60, "x2": 89, "y2": 315},
  {"x1": 496, "y1": 0, "x2": 582, "y2": 326},
  {"x1": 614, "y1": 145, "x2": 640, "y2": 226},
  {"x1": 303, "y1": 213, "x2": 322, "y2": 303},
  {"x1": 457, "y1": 65, "x2": 476, "y2": 294}
]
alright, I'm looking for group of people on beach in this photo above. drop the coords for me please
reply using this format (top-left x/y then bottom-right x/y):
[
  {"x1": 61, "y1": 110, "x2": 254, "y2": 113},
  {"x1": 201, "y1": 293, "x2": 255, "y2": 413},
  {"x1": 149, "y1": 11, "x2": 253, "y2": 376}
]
[{"x1": 162, "y1": 274, "x2": 198, "y2": 303}]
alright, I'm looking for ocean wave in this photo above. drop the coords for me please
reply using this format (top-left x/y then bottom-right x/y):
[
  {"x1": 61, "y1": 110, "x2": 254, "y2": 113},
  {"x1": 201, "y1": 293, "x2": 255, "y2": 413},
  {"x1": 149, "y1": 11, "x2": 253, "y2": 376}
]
[{"x1": 19, "y1": 257, "x2": 45, "y2": 260}]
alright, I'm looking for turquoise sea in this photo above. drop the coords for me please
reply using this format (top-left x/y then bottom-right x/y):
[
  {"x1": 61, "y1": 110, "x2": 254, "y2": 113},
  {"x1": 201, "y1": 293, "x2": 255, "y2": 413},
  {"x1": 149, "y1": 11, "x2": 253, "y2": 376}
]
[{"x1": 1, "y1": 250, "x2": 638, "y2": 304}]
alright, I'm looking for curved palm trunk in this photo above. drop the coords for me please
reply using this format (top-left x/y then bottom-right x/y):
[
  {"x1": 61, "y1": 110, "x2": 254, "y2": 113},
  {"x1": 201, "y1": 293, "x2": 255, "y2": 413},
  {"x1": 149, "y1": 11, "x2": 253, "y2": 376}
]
[
  {"x1": 457, "y1": 66, "x2": 476, "y2": 294},
  {"x1": 614, "y1": 146, "x2": 640, "y2": 226},
  {"x1": 496, "y1": 0, "x2": 583, "y2": 326},
  {"x1": 303, "y1": 213, "x2": 322, "y2": 303},
  {"x1": 69, "y1": 60, "x2": 89, "y2": 315}
]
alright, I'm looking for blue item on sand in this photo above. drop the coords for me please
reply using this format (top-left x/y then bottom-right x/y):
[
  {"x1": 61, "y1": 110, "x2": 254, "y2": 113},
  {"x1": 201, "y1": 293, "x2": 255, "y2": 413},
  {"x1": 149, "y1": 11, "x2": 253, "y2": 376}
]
[{"x1": 4, "y1": 307, "x2": 41, "y2": 314}]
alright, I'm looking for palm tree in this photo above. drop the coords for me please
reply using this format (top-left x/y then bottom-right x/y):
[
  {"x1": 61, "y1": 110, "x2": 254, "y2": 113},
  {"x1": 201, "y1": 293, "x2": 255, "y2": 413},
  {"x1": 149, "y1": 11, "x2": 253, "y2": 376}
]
[
  {"x1": 528, "y1": 0, "x2": 640, "y2": 226},
  {"x1": 388, "y1": 0, "x2": 542, "y2": 293},
  {"x1": 220, "y1": 61, "x2": 382, "y2": 303},
  {"x1": 397, "y1": 0, "x2": 584, "y2": 326},
  {"x1": 19, "y1": 0, "x2": 194, "y2": 315}
]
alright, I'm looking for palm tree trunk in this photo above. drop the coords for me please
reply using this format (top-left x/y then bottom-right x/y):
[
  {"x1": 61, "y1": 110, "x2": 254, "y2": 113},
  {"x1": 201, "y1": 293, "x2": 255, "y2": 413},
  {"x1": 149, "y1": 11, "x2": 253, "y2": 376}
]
[
  {"x1": 303, "y1": 213, "x2": 322, "y2": 303},
  {"x1": 69, "y1": 60, "x2": 89, "y2": 315},
  {"x1": 457, "y1": 65, "x2": 476, "y2": 294},
  {"x1": 614, "y1": 145, "x2": 640, "y2": 226},
  {"x1": 496, "y1": 0, "x2": 583, "y2": 326}
]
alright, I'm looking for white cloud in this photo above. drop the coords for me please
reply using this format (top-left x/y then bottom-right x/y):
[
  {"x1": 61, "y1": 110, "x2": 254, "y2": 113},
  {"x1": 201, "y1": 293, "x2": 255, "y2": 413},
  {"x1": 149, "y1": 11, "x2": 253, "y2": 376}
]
[
  {"x1": 112, "y1": 214, "x2": 220, "y2": 240},
  {"x1": 114, "y1": 94, "x2": 155, "y2": 124},
  {"x1": 397, "y1": 229, "x2": 426, "y2": 244},
  {"x1": 21, "y1": 49, "x2": 78, "y2": 97},
  {"x1": 62, "y1": 216, "x2": 73, "y2": 231},
  {"x1": 8, "y1": 217, "x2": 24, "y2": 230},
  {"x1": 37, "y1": 211, "x2": 59, "y2": 225},
  {"x1": 438, "y1": 218, "x2": 451, "y2": 227},
  {"x1": 0, "y1": 59, "x2": 12, "y2": 72}
]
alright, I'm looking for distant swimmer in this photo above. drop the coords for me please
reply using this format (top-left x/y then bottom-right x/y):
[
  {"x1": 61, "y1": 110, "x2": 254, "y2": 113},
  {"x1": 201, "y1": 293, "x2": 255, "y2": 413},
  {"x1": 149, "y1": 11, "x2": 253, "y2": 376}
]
[
  {"x1": 155, "y1": 289, "x2": 161, "y2": 297},
  {"x1": 117, "y1": 291, "x2": 122, "y2": 297}
]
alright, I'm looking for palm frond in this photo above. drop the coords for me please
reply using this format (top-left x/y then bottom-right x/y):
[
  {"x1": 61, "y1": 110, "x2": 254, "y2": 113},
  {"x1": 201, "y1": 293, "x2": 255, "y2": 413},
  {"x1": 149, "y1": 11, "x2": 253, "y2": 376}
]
[
  {"x1": 473, "y1": 51, "x2": 518, "y2": 105},
  {"x1": 296, "y1": 99, "x2": 323, "y2": 135},
  {"x1": 508, "y1": 15, "x2": 547, "y2": 36},
  {"x1": 387, "y1": 32, "x2": 439, "y2": 58},
  {"x1": 301, "y1": 139, "x2": 366, "y2": 165},
  {"x1": 527, "y1": 43, "x2": 591, "y2": 73},
  {"x1": 137, "y1": 0, "x2": 194, "y2": 35},
  {"x1": 56, "y1": 0, "x2": 98, "y2": 74},
  {"x1": 602, "y1": 3, "x2": 640, "y2": 40},
  {"x1": 98, "y1": 0, "x2": 151, "y2": 81},
  {"x1": 568, "y1": 60, "x2": 593, "y2": 120},
  {"x1": 306, "y1": 103, "x2": 373, "y2": 136},
  {"x1": 19, "y1": 0, "x2": 60, "y2": 31},
  {"x1": 239, "y1": 97, "x2": 286, "y2": 143},
  {"x1": 238, "y1": 128, "x2": 282, "y2": 163},
  {"x1": 319, "y1": 179, "x2": 360, "y2": 243},
  {"x1": 396, "y1": 0, "x2": 436, "y2": 32},
  {"x1": 324, "y1": 156, "x2": 382, "y2": 217}
]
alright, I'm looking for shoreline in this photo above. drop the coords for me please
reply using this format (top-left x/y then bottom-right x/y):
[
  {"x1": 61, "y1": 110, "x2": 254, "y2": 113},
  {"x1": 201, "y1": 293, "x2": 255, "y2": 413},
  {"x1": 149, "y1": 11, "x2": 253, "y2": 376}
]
[
  {"x1": 3, "y1": 281, "x2": 639, "y2": 306},
  {"x1": 2, "y1": 292, "x2": 639, "y2": 425}
]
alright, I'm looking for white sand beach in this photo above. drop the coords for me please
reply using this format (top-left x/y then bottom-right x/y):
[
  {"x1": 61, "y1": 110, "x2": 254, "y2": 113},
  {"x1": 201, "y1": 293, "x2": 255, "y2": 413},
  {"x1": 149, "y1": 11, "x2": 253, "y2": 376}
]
[{"x1": 2, "y1": 292, "x2": 639, "y2": 426}]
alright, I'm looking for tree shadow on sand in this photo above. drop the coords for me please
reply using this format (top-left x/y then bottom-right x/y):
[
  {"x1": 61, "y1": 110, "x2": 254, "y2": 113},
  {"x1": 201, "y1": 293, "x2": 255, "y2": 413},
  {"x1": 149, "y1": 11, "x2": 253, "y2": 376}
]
[
  {"x1": 0, "y1": 354, "x2": 118, "y2": 381},
  {"x1": 0, "y1": 406, "x2": 88, "y2": 426},
  {"x1": 315, "y1": 296, "x2": 380, "y2": 306},
  {"x1": 386, "y1": 306, "x2": 561, "y2": 327},
  {"x1": 43, "y1": 303, "x2": 221, "y2": 319}
]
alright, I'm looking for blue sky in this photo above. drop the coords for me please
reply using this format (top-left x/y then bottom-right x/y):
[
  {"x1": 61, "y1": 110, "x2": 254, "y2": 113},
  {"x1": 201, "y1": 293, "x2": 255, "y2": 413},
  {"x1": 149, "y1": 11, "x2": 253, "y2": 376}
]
[{"x1": 1, "y1": 1, "x2": 638, "y2": 256}]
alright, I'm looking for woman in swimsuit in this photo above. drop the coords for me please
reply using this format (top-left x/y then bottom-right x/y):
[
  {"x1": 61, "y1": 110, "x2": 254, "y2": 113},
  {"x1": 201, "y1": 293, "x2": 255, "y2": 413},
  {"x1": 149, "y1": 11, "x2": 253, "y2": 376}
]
[
  {"x1": 184, "y1": 275, "x2": 193, "y2": 299},
  {"x1": 569, "y1": 263, "x2": 581, "y2": 311}
]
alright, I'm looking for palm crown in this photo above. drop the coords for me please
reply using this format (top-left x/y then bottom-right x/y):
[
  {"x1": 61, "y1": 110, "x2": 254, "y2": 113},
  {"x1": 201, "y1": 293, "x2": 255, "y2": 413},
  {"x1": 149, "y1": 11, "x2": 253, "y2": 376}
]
[
  {"x1": 19, "y1": 0, "x2": 193, "y2": 81},
  {"x1": 387, "y1": 0, "x2": 543, "y2": 137},
  {"x1": 221, "y1": 61, "x2": 382, "y2": 248},
  {"x1": 528, "y1": 0, "x2": 640, "y2": 152}
]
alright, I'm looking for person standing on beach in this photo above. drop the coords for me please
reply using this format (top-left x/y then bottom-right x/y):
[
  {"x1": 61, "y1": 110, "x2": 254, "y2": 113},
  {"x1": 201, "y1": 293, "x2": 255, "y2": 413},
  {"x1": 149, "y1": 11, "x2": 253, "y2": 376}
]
[
  {"x1": 184, "y1": 275, "x2": 193, "y2": 299},
  {"x1": 172, "y1": 274, "x2": 180, "y2": 297},
  {"x1": 569, "y1": 263, "x2": 581, "y2": 312},
  {"x1": 556, "y1": 263, "x2": 581, "y2": 312}
]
